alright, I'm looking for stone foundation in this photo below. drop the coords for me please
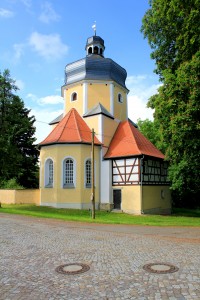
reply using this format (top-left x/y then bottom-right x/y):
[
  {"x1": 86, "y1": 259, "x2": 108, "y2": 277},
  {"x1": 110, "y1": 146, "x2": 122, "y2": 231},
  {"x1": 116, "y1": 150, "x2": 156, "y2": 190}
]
[{"x1": 100, "y1": 203, "x2": 114, "y2": 211}]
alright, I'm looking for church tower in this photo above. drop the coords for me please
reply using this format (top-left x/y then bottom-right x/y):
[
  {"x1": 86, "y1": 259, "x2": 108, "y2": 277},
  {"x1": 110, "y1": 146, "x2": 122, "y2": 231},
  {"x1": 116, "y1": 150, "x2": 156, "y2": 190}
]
[
  {"x1": 39, "y1": 31, "x2": 171, "y2": 215},
  {"x1": 61, "y1": 34, "x2": 129, "y2": 125}
]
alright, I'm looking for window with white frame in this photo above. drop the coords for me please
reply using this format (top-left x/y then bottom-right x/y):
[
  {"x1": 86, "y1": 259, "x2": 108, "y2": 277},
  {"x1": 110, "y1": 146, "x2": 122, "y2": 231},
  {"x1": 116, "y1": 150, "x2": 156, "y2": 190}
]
[
  {"x1": 63, "y1": 158, "x2": 75, "y2": 188},
  {"x1": 85, "y1": 159, "x2": 91, "y2": 188},
  {"x1": 118, "y1": 93, "x2": 123, "y2": 103},
  {"x1": 45, "y1": 158, "x2": 53, "y2": 187},
  {"x1": 71, "y1": 92, "x2": 77, "y2": 101}
]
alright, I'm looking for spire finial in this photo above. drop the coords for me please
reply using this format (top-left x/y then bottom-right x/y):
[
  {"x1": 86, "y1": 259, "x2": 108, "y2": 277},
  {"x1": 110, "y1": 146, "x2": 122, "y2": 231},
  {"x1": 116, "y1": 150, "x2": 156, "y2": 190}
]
[{"x1": 92, "y1": 21, "x2": 96, "y2": 36}]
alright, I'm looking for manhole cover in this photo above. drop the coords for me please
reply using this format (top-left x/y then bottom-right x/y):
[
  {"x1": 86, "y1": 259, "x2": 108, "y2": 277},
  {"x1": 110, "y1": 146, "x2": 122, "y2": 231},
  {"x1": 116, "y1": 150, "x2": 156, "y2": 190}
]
[
  {"x1": 143, "y1": 263, "x2": 179, "y2": 274},
  {"x1": 55, "y1": 263, "x2": 90, "y2": 275}
]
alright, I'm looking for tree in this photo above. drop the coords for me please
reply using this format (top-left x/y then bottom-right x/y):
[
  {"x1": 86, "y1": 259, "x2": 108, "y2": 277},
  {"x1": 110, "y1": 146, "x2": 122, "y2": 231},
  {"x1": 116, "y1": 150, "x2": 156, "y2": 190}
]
[
  {"x1": 0, "y1": 69, "x2": 39, "y2": 188},
  {"x1": 137, "y1": 118, "x2": 163, "y2": 151},
  {"x1": 141, "y1": 0, "x2": 200, "y2": 207},
  {"x1": 141, "y1": 0, "x2": 200, "y2": 78}
]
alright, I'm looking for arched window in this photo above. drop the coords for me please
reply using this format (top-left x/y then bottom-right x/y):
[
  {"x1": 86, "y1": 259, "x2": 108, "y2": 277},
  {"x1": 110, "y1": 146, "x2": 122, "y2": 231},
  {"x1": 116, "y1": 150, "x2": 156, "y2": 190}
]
[
  {"x1": 63, "y1": 158, "x2": 75, "y2": 188},
  {"x1": 88, "y1": 47, "x2": 92, "y2": 54},
  {"x1": 118, "y1": 93, "x2": 123, "y2": 103},
  {"x1": 45, "y1": 158, "x2": 53, "y2": 187},
  {"x1": 85, "y1": 159, "x2": 91, "y2": 188},
  {"x1": 94, "y1": 46, "x2": 98, "y2": 54},
  {"x1": 100, "y1": 48, "x2": 103, "y2": 55},
  {"x1": 71, "y1": 92, "x2": 77, "y2": 101}
]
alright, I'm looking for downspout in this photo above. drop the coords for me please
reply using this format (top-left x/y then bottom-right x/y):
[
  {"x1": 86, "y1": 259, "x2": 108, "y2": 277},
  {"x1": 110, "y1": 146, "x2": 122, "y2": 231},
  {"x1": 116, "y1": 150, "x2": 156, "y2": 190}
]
[{"x1": 140, "y1": 155, "x2": 144, "y2": 214}]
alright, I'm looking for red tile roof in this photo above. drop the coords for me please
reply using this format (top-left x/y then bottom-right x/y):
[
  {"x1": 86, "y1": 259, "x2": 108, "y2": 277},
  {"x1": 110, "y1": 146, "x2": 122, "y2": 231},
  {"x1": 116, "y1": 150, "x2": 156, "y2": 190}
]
[
  {"x1": 104, "y1": 120, "x2": 164, "y2": 159},
  {"x1": 39, "y1": 108, "x2": 101, "y2": 147}
]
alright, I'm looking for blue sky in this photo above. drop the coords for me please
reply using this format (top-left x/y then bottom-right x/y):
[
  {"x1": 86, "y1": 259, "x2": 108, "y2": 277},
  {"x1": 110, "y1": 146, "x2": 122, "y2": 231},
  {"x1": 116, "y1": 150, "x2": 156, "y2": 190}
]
[{"x1": 0, "y1": 0, "x2": 160, "y2": 143}]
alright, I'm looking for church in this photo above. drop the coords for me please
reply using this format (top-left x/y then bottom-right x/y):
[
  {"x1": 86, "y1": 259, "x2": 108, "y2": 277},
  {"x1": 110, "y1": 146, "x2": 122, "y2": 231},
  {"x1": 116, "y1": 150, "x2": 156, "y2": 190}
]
[{"x1": 39, "y1": 32, "x2": 171, "y2": 215}]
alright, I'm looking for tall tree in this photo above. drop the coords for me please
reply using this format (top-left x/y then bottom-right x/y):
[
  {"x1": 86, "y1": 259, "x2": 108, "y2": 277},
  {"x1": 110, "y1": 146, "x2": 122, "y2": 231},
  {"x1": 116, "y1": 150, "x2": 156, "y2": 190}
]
[
  {"x1": 0, "y1": 69, "x2": 39, "y2": 188},
  {"x1": 141, "y1": 0, "x2": 200, "y2": 207},
  {"x1": 137, "y1": 118, "x2": 163, "y2": 151}
]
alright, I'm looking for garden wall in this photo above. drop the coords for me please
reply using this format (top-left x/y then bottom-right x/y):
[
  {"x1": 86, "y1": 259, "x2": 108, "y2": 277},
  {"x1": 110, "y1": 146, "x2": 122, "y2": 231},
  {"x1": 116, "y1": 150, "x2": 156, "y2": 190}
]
[{"x1": 0, "y1": 189, "x2": 40, "y2": 205}]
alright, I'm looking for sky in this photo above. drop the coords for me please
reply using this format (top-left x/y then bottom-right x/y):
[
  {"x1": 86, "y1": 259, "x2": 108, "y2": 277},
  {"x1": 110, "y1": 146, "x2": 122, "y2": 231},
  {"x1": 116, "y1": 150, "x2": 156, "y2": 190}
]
[{"x1": 0, "y1": 0, "x2": 160, "y2": 143}]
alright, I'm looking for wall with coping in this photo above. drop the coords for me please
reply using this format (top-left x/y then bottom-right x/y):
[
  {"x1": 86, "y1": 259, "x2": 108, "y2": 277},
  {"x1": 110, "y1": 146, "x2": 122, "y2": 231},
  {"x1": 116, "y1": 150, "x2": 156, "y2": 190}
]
[{"x1": 0, "y1": 189, "x2": 40, "y2": 205}]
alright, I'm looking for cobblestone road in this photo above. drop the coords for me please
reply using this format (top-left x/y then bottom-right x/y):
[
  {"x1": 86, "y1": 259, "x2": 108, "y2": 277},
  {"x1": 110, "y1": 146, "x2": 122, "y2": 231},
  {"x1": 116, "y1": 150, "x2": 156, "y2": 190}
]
[{"x1": 0, "y1": 213, "x2": 200, "y2": 300}]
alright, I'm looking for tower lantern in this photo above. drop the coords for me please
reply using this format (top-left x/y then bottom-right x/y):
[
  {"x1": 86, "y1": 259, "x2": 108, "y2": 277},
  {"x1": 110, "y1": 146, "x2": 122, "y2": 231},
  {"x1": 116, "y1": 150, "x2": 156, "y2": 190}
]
[{"x1": 85, "y1": 35, "x2": 105, "y2": 57}]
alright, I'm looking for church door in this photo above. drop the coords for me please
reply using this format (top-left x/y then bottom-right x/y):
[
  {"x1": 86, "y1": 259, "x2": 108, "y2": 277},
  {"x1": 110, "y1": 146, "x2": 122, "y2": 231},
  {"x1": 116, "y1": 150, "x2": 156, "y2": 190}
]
[{"x1": 113, "y1": 190, "x2": 121, "y2": 210}]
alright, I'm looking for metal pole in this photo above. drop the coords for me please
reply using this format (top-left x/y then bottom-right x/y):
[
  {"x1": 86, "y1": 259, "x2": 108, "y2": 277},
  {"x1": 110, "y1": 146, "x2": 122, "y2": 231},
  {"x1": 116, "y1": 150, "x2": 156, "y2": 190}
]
[{"x1": 91, "y1": 128, "x2": 95, "y2": 219}]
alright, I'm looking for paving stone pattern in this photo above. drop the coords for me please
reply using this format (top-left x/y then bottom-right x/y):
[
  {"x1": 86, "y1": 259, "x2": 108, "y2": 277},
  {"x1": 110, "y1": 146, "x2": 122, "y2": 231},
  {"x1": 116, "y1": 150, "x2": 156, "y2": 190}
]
[{"x1": 0, "y1": 214, "x2": 200, "y2": 300}]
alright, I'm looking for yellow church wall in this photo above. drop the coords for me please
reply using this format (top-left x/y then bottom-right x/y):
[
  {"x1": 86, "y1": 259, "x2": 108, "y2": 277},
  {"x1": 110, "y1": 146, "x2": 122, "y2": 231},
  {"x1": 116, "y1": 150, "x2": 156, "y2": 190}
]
[
  {"x1": 83, "y1": 115, "x2": 99, "y2": 137},
  {"x1": 142, "y1": 185, "x2": 171, "y2": 214},
  {"x1": 120, "y1": 186, "x2": 141, "y2": 214},
  {"x1": 113, "y1": 85, "x2": 127, "y2": 121},
  {"x1": 64, "y1": 84, "x2": 83, "y2": 115},
  {"x1": 40, "y1": 144, "x2": 100, "y2": 209},
  {"x1": 88, "y1": 83, "x2": 110, "y2": 112},
  {"x1": 83, "y1": 114, "x2": 119, "y2": 153},
  {"x1": 103, "y1": 117, "x2": 119, "y2": 148}
]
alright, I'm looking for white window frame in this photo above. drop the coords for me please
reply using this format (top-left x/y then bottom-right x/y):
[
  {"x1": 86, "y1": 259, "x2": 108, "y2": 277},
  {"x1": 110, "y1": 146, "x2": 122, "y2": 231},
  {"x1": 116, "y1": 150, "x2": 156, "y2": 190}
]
[
  {"x1": 44, "y1": 158, "x2": 54, "y2": 188},
  {"x1": 118, "y1": 93, "x2": 123, "y2": 103},
  {"x1": 62, "y1": 156, "x2": 76, "y2": 188},
  {"x1": 85, "y1": 158, "x2": 91, "y2": 188},
  {"x1": 70, "y1": 91, "x2": 78, "y2": 102}
]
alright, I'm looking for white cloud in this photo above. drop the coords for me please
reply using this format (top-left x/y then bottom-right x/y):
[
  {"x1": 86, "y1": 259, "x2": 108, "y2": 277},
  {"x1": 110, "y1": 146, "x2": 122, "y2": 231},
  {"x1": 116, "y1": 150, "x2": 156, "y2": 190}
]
[
  {"x1": 30, "y1": 108, "x2": 63, "y2": 143},
  {"x1": 39, "y1": 95, "x2": 63, "y2": 105},
  {"x1": 128, "y1": 95, "x2": 154, "y2": 122},
  {"x1": 20, "y1": 0, "x2": 32, "y2": 8},
  {"x1": 126, "y1": 75, "x2": 147, "y2": 85},
  {"x1": 26, "y1": 93, "x2": 63, "y2": 106},
  {"x1": 27, "y1": 93, "x2": 38, "y2": 102},
  {"x1": 127, "y1": 74, "x2": 161, "y2": 122},
  {"x1": 13, "y1": 43, "x2": 25, "y2": 62},
  {"x1": 15, "y1": 79, "x2": 25, "y2": 90},
  {"x1": 39, "y1": 1, "x2": 60, "y2": 24},
  {"x1": 29, "y1": 31, "x2": 68, "y2": 60},
  {"x1": 0, "y1": 8, "x2": 14, "y2": 18}
]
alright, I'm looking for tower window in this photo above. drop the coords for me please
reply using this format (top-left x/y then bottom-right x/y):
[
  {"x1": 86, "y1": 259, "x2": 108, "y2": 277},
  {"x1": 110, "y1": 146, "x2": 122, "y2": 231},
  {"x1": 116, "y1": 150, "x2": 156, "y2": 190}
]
[
  {"x1": 71, "y1": 92, "x2": 77, "y2": 101},
  {"x1": 88, "y1": 47, "x2": 92, "y2": 54},
  {"x1": 118, "y1": 93, "x2": 123, "y2": 103},
  {"x1": 94, "y1": 46, "x2": 98, "y2": 54},
  {"x1": 100, "y1": 48, "x2": 103, "y2": 55}
]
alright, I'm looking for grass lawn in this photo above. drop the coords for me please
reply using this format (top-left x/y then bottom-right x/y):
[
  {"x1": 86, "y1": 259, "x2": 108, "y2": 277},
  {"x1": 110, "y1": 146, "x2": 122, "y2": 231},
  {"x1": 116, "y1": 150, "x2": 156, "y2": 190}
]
[{"x1": 0, "y1": 204, "x2": 200, "y2": 226}]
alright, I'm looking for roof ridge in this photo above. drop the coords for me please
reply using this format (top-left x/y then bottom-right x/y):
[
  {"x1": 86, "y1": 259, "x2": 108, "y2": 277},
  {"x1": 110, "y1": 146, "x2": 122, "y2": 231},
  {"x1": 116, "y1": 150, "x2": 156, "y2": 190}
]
[
  {"x1": 127, "y1": 121, "x2": 142, "y2": 155},
  {"x1": 56, "y1": 111, "x2": 71, "y2": 141},
  {"x1": 73, "y1": 109, "x2": 82, "y2": 141}
]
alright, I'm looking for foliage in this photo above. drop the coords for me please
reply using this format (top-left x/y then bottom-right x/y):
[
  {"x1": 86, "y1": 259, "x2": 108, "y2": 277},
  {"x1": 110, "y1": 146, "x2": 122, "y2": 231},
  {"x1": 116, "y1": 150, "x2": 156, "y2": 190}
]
[
  {"x1": 0, "y1": 178, "x2": 24, "y2": 189},
  {"x1": 1, "y1": 205, "x2": 200, "y2": 226},
  {"x1": 0, "y1": 69, "x2": 39, "y2": 188},
  {"x1": 141, "y1": 0, "x2": 200, "y2": 208},
  {"x1": 137, "y1": 118, "x2": 163, "y2": 152},
  {"x1": 141, "y1": 0, "x2": 200, "y2": 78}
]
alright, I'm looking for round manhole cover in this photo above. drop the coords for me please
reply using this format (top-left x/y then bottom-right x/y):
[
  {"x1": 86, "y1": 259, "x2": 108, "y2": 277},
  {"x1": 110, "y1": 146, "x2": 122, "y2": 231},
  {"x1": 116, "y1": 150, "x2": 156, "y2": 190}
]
[
  {"x1": 55, "y1": 263, "x2": 90, "y2": 275},
  {"x1": 143, "y1": 263, "x2": 179, "y2": 274}
]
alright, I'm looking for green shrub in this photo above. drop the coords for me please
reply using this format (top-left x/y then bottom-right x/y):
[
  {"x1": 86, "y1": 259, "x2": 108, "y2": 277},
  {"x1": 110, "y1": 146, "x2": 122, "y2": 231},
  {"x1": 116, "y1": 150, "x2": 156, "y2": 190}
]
[{"x1": 0, "y1": 178, "x2": 24, "y2": 189}]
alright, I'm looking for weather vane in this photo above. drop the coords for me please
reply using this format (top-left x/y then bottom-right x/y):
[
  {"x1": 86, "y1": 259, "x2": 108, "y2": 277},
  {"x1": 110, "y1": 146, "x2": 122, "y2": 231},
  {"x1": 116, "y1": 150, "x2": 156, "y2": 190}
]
[{"x1": 92, "y1": 21, "x2": 96, "y2": 36}]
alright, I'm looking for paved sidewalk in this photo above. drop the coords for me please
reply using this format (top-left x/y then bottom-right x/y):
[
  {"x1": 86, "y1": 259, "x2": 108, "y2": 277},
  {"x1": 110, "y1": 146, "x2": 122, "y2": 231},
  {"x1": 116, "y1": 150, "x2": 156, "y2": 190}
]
[{"x1": 0, "y1": 213, "x2": 200, "y2": 300}]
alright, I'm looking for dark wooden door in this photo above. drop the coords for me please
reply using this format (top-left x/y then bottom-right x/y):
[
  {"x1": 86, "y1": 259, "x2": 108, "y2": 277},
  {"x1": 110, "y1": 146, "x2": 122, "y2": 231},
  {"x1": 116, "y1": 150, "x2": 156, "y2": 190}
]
[{"x1": 113, "y1": 190, "x2": 121, "y2": 209}]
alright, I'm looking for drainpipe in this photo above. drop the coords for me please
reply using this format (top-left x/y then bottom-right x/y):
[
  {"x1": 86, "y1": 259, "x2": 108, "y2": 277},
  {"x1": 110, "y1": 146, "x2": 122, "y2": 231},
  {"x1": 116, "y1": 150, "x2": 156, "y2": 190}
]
[{"x1": 140, "y1": 155, "x2": 144, "y2": 214}]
